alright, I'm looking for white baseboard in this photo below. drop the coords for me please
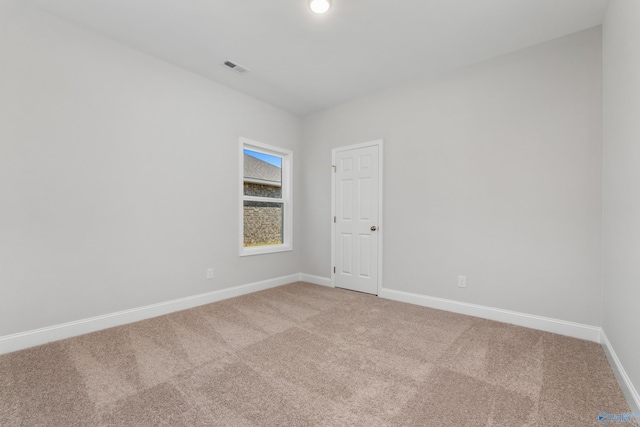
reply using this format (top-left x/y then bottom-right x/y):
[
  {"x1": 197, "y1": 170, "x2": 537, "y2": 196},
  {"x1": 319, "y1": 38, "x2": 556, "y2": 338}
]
[
  {"x1": 378, "y1": 287, "x2": 602, "y2": 342},
  {"x1": 601, "y1": 330, "x2": 640, "y2": 412},
  {"x1": 0, "y1": 273, "x2": 300, "y2": 355},
  {"x1": 0, "y1": 275, "x2": 607, "y2": 358},
  {"x1": 299, "y1": 273, "x2": 333, "y2": 287}
]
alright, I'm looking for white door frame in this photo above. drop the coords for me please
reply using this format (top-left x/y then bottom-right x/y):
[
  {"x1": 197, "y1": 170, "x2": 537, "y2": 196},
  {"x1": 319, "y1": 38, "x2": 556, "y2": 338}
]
[{"x1": 331, "y1": 139, "x2": 384, "y2": 294}]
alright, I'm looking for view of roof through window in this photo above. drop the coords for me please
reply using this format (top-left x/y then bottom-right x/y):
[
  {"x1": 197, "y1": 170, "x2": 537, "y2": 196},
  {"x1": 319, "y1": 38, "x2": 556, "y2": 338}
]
[
  {"x1": 244, "y1": 149, "x2": 281, "y2": 168},
  {"x1": 243, "y1": 149, "x2": 282, "y2": 187}
]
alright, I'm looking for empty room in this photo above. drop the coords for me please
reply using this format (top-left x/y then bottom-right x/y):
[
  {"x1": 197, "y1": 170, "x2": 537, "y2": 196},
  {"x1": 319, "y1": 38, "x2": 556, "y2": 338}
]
[{"x1": 1, "y1": 0, "x2": 639, "y2": 425}]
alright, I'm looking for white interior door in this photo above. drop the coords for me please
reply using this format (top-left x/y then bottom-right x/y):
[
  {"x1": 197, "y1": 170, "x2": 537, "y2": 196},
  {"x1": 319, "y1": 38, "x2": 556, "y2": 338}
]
[{"x1": 333, "y1": 142, "x2": 381, "y2": 295}]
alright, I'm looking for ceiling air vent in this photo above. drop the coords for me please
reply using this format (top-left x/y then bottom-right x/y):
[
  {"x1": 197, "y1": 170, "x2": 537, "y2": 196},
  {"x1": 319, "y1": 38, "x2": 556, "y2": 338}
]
[{"x1": 222, "y1": 60, "x2": 250, "y2": 75}]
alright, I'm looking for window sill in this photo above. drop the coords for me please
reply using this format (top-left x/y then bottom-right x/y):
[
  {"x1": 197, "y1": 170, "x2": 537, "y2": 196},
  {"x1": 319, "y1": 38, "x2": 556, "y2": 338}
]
[{"x1": 239, "y1": 244, "x2": 292, "y2": 257}]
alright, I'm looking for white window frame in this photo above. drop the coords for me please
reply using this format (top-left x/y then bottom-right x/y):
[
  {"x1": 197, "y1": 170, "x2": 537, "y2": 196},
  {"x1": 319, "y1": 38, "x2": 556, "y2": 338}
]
[{"x1": 239, "y1": 137, "x2": 293, "y2": 256}]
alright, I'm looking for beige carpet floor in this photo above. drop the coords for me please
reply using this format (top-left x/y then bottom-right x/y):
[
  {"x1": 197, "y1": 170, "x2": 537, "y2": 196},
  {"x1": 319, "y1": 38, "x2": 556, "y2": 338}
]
[{"x1": 0, "y1": 282, "x2": 634, "y2": 426}]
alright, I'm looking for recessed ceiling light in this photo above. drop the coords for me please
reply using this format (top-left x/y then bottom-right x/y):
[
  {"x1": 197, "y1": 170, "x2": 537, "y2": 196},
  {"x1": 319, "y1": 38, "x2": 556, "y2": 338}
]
[{"x1": 309, "y1": 0, "x2": 331, "y2": 14}]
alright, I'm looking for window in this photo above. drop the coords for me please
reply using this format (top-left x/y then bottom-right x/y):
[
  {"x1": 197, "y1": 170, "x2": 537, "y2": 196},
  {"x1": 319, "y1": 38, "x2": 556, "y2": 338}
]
[{"x1": 239, "y1": 138, "x2": 292, "y2": 256}]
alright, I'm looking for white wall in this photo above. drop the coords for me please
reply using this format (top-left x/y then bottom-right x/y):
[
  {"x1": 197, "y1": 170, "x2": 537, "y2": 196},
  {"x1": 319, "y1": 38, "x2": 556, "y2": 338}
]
[
  {"x1": 602, "y1": 0, "x2": 640, "y2": 404},
  {"x1": 302, "y1": 27, "x2": 603, "y2": 326},
  {"x1": 0, "y1": 1, "x2": 302, "y2": 336},
  {"x1": 0, "y1": 0, "x2": 612, "y2": 349}
]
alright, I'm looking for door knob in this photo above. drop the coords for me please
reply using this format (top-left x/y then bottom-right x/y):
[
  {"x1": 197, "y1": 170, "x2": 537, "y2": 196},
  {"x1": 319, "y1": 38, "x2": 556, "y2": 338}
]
[{"x1": 371, "y1": 226, "x2": 377, "y2": 231}]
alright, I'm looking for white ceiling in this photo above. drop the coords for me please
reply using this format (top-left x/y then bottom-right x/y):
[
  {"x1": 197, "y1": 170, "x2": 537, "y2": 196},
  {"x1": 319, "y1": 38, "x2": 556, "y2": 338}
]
[{"x1": 25, "y1": 0, "x2": 609, "y2": 116}]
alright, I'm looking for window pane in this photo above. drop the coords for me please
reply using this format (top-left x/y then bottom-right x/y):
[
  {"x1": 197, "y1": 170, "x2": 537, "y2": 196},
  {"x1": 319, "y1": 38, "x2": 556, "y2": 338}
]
[
  {"x1": 243, "y1": 149, "x2": 282, "y2": 198},
  {"x1": 244, "y1": 182, "x2": 282, "y2": 198},
  {"x1": 243, "y1": 201, "x2": 283, "y2": 247}
]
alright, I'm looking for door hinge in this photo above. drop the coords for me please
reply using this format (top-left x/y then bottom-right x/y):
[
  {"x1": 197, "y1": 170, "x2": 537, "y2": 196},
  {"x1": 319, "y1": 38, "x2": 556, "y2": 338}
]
[
  {"x1": 332, "y1": 165, "x2": 336, "y2": 172},
  {"x1": 334, "y1": 216, "x2": 336, "y2": 223},
  {"x1": 333, "y1": 266, "x2": 336, "y2": 274}
]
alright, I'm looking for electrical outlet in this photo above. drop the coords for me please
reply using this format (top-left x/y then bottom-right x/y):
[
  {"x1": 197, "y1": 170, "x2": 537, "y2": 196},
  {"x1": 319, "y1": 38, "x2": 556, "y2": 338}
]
[
  {"x1": 457, "y1": 275, "x2": 467, "y2": 288},
  {"x1": 206, "y1": 268, "x2": 214, "y2": 279}
]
